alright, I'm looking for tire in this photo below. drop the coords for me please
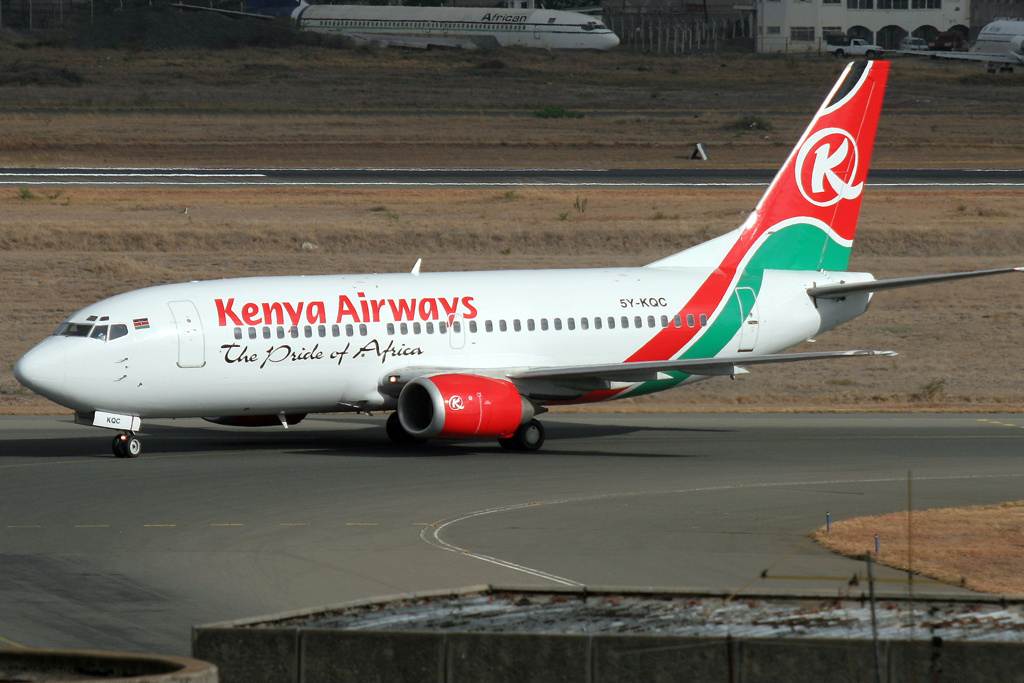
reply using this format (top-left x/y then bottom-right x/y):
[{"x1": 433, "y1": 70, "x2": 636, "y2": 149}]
[
  {"x1": 512, "y1": 420, "x2": 545, "y2": 452},
  {"x1": 865, "y1": 50, "x2": 877, "y2": 58},
  {"x1": 113, "y1": 434, "x2": 141, "y2": 458},
  {"x1": 386, "y1": 412, "x2": 424, "y2": 446},
  {"x1": 834, "y1": 49, "x2": 845, "y2": 58}
]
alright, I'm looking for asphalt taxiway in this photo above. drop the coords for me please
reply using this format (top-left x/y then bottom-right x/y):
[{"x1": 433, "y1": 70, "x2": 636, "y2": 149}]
[{"x1": 2, "y1": 412, "x2": 1023, "y2": 656}]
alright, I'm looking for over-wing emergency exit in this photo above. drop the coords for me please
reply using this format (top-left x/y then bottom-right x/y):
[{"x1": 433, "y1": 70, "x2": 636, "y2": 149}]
[{"x1": 14, "y1": 61, "x2": 1022, "y2": 456}]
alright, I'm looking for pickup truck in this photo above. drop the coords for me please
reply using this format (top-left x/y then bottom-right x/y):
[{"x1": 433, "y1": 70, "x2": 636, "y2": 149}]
[{"x1": 825, "y1": 37, "x2": 884, "y2": 58}]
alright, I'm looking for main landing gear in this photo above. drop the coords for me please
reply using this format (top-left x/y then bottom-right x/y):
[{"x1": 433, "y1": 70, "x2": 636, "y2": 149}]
[
  {"x1": 112, "y1": 432, "x2": 141, "y2": 458},
  {"x1": 498, "y1": 419, "x2": 545, "y2": 452}
]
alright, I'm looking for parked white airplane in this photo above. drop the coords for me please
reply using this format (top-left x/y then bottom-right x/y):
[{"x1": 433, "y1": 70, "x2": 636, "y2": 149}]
[
  {"x1": 904, "y1": 19, "x2": 1024, "y2": 72},
  {"x1": 14, "y1": 61, "x2": 1021, "y2": 457},
  {"x1": 184, "y1": 0, "x2": 620, "y2": 50}
]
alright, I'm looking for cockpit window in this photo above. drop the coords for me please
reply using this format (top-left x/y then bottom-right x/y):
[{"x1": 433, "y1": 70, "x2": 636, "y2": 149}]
[
  {"x1": 56, "y1": 321, "x2": 130, "y2": 341},
  {"x1": 57, "y1": 322, "x2": 94, "y2": 337}
]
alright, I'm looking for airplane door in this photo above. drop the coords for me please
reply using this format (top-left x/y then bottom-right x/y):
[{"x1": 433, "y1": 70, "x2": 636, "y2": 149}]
[
  {"x1": 449, "y1": 314, "x2": 466, "y2": 350},
  {"x1": 735, "y1": 287, "x2": 759, "y2": 352},
  {"x1": 168, "y1": 300, "x2": 206, "y2": 368}
]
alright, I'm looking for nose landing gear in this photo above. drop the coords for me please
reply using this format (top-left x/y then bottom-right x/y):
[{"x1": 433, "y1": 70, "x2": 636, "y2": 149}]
[{"x1": 112, "y1": 433, "x2": 142, "y2": 458}]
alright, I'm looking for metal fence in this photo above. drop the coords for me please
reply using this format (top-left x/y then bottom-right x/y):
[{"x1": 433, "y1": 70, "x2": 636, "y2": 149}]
[{"x1": 604, "y1": 11, "x2": 753, "y2": 54}]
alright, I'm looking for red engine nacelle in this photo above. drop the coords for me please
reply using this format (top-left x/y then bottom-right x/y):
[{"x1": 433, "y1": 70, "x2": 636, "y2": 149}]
[{"x1": 397, "y1": 374, "x2": 534, "y2": 439}]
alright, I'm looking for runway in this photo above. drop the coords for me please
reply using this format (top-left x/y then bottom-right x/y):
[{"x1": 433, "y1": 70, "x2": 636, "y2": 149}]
[
  {"x1": 1, "y1": 167, "x2": 1023, "y2": 188},
  {"x1": 2, "y1": 412, "x2": 1023, "y2": 656}
]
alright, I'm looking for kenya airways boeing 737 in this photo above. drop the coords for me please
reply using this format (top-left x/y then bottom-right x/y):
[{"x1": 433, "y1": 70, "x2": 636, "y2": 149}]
[{"x1": 13, "y1": 61, "x2": 1021, "y2": 457}]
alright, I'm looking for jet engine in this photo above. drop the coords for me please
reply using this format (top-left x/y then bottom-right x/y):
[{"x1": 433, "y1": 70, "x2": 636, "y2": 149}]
[
  {"x1": 1011, "y1": 35, "x2": 1024, "y2": 56},
  {"x1": 397, "y1": 374, "x2": 534, "y2": 439}
]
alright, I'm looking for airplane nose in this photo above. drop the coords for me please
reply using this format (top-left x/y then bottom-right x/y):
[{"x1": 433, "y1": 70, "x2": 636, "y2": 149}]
[{"x1": 14, "y1": 340, "x2": 66, "y2": 397}]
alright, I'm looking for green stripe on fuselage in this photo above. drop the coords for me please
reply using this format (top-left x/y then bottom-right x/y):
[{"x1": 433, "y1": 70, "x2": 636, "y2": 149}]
[{"x1": 621, "y1": 224, "x2": 849, "y2": 399}]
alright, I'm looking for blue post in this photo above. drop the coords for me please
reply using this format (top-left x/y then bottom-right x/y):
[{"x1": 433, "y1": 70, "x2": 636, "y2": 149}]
[
  {"x1": 875, "y1": 534, "x2": 879, "y2": 554},
  {"x1": 826, "y1": 511, "x2": 830, "y2": 532}
]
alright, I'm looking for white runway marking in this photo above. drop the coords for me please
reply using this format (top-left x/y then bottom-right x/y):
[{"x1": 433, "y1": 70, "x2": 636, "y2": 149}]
[{"x1": 421, "y1": 471, "x2": 1024, "y2": 587}]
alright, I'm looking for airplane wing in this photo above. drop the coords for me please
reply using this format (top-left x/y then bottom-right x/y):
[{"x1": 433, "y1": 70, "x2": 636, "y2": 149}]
[
  {"x1": 170, "y1": 2, "x2": 276, "y2": 20},
  {"x1": 808, "y1": 267, "x2": 1024, "y2": 299},
  {"x1": 902, "y1": 49, "x2": 1024, "y2": 65},
  {"x1": 507, "y1": 350, "x2": 896, "y2": 383}
]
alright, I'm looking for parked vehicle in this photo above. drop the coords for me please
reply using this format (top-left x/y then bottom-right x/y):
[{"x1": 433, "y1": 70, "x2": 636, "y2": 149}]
[{"x1": 825, "y1": 35, "x2": 884, "y2": 58}]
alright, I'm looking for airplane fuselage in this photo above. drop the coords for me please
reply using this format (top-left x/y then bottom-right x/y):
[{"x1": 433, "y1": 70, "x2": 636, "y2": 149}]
[
  {"x1": 17, "y1": 267, "x2": 870, "y2": 420},
  {"x1": 291, "y1": 5, "x2": 620, "y2": 50}
]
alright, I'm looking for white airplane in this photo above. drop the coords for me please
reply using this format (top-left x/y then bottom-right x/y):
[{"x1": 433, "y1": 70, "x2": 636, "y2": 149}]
[
  {"x1": 14, "y1": 61, "x2": 1022, "y2": 457},
  {"x1": 180, "y1": 0, "x2": 620, "y2": 51},
  {"x1": 904, "y1": 19, "x2": 1024, "y2": 72}
]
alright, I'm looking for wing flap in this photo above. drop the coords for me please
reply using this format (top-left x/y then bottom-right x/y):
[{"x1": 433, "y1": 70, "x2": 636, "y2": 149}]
[{"x1": 508, "y1": 349, "x2": 896, "y2": 383}]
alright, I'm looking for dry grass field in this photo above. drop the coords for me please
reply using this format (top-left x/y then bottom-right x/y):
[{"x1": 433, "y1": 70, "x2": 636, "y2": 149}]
[{"x1": 815, "y1": 501, "x2": 1024, "y2": 594}]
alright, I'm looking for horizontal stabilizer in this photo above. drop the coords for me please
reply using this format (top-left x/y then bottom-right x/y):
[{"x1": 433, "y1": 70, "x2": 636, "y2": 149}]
[
  {"x1": 509, "y1": 350, "x2": 896, "y2": 384},
  {"x1": 808, "y1": 267, "x2": 1024, "y2": 299}
]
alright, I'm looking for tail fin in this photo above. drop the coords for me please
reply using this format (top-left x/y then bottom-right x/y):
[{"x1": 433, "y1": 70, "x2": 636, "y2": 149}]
[
  {"x1": 649, "y1": 60, "x2": 889, "y2": 273},
  {"x1": 742, "y1": 60, "x2": 889, "y2": 272},
  {"x1": 244, "y1": 0, "x2": 301, "y2": 17}
]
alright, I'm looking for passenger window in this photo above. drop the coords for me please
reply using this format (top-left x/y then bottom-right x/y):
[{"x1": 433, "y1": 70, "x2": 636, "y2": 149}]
[
  {"x1": 263, "y1": 327, "x2": 272, "y2": 339},
  {"x1": 580, "y1": 318, "x2": 589, "y2": 330},
  {"x1": 90, "y1": 325, "x2": 109, "y2": 341},
  {"x1": 540, "y1": 318, "x2": 549, "y2": 331},
  {"x1": 568, "y1": 318, "x2": 576, "y2": 330},
  {"x1": 426, "y1": 322, "x2": 434, "y2": 334},
  {"x1": 687, "y1": 314, "x2": 695, "y2": 328},
  {"x1": 304, "y1": 326, "x2": 313, "y2": 338},
  {"x1": 318, "y1": 325, "x2": 326, "y2": 338},
  {"x1": 290, "y1": 326, "x2": 299, "y2": 338},
  {"x1": 660, "y1": 315, "x2": 669, "y2": 328},
  {"x1": 109, "y1": 324, "x2": 128, "y2": 341},
  {"x1": 359, "y1": 324, "x2": 368, "y2": 336},
  {"x1": 234, "y1": 328, "x2": 243, "y2": 340},
  {"x1": 513, "y1": 319, "x2": 522, "y2": 332},
  {"x1": 440, "y1": 321, "x2": 449, "y2": 334},
  {"x1": 485, "y1": 320, "x2": 494, "y2": 333},
  {"x1": 593, "y1": 317, "x2": 602, "y2": 330},
  {"x1": 331, "y1": 324, "x2": 340, "y2": 337},
  {"x1": 621, "y1": 316, "x2": 629, "y2": 328},
  {"x1": 634, "y1": 316, "x2": 643, "y2": 328},
  {"x1": 387, "y1": 323, "x2": 396, "y2": 335},
  {"x1": 700, "y1": 314, "x2": 708, "y2": 327},
  {"x1": 554, "y1": 318, "x2": 562, "y2": 331},
  {"x1": 248, "y1": 327, "x2": 257, "y2": 340},
  {"x1": 277, "y1": 326, "x2": 285, "y2": 339},
  {"x1": 648, "y1": 316, "x2": 656, "y2": 328},
  {"x1": 346, "y1": 324, "x2": 354, "y2": 337},
  {"x1": 400, "y1": 323, "x2": 409, "y2": 335},
  {"x1": 527, "y1": 319, "x2": 536, "y2": 331},
  {"x1": 453, "y1": 321, "x2": 462, "y2": 333},
  {"x1": 413, "y1": 322, "x2": 421, "y2": 335},
  {"x1": 499, "y1": 320, "x2": 507, "y2": 332},
  {"x1": 607, "y1": 317, "x2": 615, "y2": 329}
]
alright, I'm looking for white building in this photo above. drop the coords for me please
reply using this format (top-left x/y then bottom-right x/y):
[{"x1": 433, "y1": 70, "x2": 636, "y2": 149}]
[{"x1": 755, "y1": 0, "x2": 969, "y2": 51}]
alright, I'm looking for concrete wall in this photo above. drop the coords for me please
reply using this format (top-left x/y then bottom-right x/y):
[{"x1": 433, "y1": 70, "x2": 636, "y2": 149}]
[{"x1": 193, "y1": 627, "x2": 1024, "y2": 683}]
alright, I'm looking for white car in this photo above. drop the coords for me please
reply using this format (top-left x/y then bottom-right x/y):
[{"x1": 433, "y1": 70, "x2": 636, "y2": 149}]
[{"x1": 900, "y1": 36, "x2": 929, "y2": 51}]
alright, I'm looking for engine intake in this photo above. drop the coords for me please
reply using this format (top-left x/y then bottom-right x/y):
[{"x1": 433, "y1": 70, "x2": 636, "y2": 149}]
[{"x1": 398, "y1": 374, "x2": 533, "y2": 439}]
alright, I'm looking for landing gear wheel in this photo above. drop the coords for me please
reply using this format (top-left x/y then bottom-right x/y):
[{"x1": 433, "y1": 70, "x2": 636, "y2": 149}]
[
  {"x1": 498, "y1": 419, "x2": 545, "y2": 452},
  {"x1": 386, "y1": 412, "x2": 423, "y2": 446},
  {"x1": 112, "y1": 433, "x2": 141, "y2": 458}
]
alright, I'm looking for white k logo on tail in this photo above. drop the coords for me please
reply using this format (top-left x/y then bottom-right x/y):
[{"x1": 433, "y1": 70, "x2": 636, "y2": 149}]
[{"x1": 795, "y1": 127, "x2": 863, "y2": 207}]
